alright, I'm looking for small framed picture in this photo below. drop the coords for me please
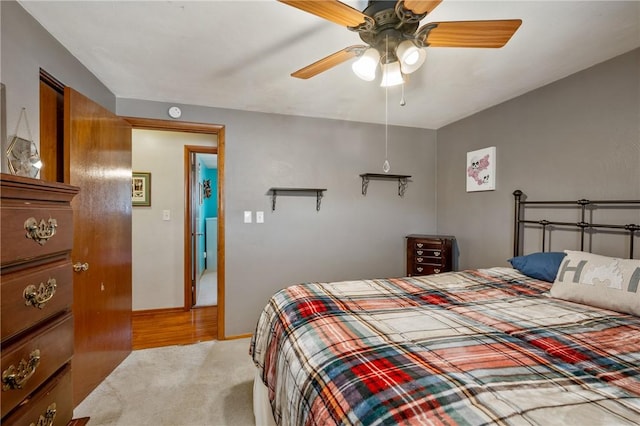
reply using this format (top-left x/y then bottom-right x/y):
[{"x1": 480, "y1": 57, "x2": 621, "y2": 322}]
[
  {"x1": 132, "y1": 172, "x2": 151, "y2": 206},
  {"x1": 466, "y1": 147, "x2": 496, "y2": 192}
]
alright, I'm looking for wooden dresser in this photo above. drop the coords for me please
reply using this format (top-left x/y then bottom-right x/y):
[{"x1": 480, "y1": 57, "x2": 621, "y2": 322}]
[
  {"x1": 406, "y1": 234, "x2": 456, "y2": 276},
  {"x1": 1, "y1": 173, "x2": 80, "y2": 425}
]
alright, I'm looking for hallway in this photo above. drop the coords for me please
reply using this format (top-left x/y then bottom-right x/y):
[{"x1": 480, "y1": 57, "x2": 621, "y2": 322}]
[{"x1": 196, "y1": 268, "x2": 217, "y2": 307}]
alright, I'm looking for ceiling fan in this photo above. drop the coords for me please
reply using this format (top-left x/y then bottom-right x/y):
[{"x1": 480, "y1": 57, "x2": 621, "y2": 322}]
[{"x1": 279, "y1": 0, "x2": 522, "y2": 86}]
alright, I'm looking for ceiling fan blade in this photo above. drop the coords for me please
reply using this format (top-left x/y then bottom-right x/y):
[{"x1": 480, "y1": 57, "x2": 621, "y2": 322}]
[
  {"x1": 279, "y1": 0, "x2": 368, "y2": 27},
  {"x1": 424, "y1": 20, "x2": 522, "y2": 48},
  {"x1": 291, "y1": 46, "x2": 365, "y2": 79},
  {"x1": 403, "y1": 0, "x2": 443, "y2": 15}
]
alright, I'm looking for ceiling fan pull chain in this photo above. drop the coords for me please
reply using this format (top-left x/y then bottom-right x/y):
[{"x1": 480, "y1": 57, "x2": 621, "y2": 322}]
[
  {"x1": 400, "y1": 83, "x2": 406, "y2": 106},
  {"x1": 383, "y1": 83, "x2": 390, "y2": 173},
  {"x1": 383, "y1": 35, "x2": 391, "y2": 174}
]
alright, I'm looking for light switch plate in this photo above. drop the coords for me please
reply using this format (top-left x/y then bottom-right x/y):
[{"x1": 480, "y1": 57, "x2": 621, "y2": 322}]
[
  {"x1": 244, "y1": 211, "x2": 252, "y2": 223},
  {"x1": 162, "y1": 210, "x2": 171, "y2": 221},
  {"x1": 256, "y1": 211, "x2": 264, "y2": 223}
]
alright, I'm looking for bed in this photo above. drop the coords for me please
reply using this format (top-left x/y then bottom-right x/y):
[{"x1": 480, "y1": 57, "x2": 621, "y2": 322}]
[{"x1": 250, "y1": 191, "x2": 640, "y2": 425}]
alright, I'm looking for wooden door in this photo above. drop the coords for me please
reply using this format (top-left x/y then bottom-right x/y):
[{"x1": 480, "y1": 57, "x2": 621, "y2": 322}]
[
  {"x1": 190, "y1": 151, "x2": 199, "y2": 306},
  {"x1": 64, "y1": 88, "x2": 133, "y2": 405}
]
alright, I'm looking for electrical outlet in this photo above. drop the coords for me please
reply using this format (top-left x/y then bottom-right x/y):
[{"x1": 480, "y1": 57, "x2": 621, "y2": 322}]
[
  {"x1": 244, "y1": 210, "x2": 252, "y2": 223},
  {"x1": 162, "y1": 210, "x2": 171, "y2": 221},
  {"x1": 256, "y1": 211, "x2": 264, "y2": 223}
]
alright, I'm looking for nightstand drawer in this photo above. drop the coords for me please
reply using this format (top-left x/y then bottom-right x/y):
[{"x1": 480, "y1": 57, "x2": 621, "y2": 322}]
[
  {"x1": 414, "y1": 248, "x2": 443, "y2": 257},
  {"x1": 412, "y1": 240, "x2": 443, "y2": 250},
  {"x1": 414, "y1": 256, "x2": 443, "y2": 266},
  {"x1": 1, "y1": 259, "x2": 73, "y2": 341},
  {"x1": 411, "y1": 265, "x2": 444, "y2": 275},
  {"x1": 1, "y1": 314, "x2": 73, "y2": 418}
]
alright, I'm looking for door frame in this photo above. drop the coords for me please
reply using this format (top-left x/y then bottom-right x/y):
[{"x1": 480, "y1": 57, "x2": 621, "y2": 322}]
[
  {"x1": 186, "y1": 145, "x2": 218, "y2": 308},
  {"x1": 123, "y1": 117, "x2": 226, "y2": 340}
]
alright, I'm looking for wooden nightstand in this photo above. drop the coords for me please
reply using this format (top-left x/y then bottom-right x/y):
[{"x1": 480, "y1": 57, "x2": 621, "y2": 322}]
[{"x1": 406, "y1": 235, "x2": 456, "y2": 276}]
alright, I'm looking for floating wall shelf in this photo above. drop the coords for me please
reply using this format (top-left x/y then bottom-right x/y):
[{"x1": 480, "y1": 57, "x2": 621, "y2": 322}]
[
  {"x1": 268, "y1": 187, "x2": 326, "y2": 211},
  {"x1": 359, "y1": 173, "x2": 411, "y2": 197}
]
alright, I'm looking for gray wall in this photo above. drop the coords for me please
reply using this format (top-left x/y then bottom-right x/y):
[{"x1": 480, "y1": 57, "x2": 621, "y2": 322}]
[
  {"x1": 0, "y1": 0, "x2": 115, "y2": 172},
  {"x1": 436, "y1": 48, "x2": 640, "y2": 269},
  {"x1": 118, "y1": 99, "x2": 438, "y2": 335}
]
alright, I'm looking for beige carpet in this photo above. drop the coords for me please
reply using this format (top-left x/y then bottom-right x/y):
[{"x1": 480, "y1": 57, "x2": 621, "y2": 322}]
[{"x1": 74, "y1": 338, "x2": 256, "y2": 425}]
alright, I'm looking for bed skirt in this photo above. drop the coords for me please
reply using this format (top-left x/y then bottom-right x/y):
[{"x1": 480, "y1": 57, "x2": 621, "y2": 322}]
[{"x1": 253, "y1": 369, "x2": 276, "y2": 426}]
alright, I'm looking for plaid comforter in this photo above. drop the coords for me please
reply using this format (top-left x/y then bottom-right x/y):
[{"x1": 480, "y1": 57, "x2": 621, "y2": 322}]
[{"x1": 250, "y1": 267, "x2": 640, "y2": 425}]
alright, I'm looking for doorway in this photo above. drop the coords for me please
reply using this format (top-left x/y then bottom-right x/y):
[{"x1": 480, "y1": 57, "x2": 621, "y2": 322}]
[
  {"x1": 125, "y1": 117, "x2": 226, "y2": 340},
  {"x1": 188, "y1": 148, "x2": 218, "y2": 307}
]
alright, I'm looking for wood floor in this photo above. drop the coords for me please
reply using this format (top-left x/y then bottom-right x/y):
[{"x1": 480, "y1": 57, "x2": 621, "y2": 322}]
[{"x1": 132, "y1": 306, "x2": 217, "y2": 350}]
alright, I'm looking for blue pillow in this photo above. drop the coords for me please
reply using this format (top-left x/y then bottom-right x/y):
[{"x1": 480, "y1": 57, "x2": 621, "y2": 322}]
[{"x1": 508, "y1": 252, "x2": 567, "y2": 282}]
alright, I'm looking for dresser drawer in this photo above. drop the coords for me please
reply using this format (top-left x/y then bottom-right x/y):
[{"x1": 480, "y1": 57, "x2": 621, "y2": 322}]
[
  {"x1": 414, "y1": 248, "x2": 444, "y2": 257},
  {"x1": 1, "y1": 259, "x2": 73, "y2": 341},
  {"x1": 0, "y1": 203, "x2": 74, "y2": 267},
  {"x1": 411, "y1": 265, "x2": 445, "y2": 275},
  {"x1": 1, "y1": 314, "x2": 74, "y2": 418},
  {"x1": 414, "y1": 256, "x2": 444, "y2": 266},
  {"x1": 1, "y1": 364, "x2": 73, "y2": 426},
  {"x1": 412, "y1": 240, "x2": 443, "y2": 250}
]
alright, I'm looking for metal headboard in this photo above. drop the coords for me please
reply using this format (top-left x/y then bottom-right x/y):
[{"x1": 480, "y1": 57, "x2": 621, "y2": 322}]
[{"x1": 513, "y1": 190, "x2": 640, "y2": 258}]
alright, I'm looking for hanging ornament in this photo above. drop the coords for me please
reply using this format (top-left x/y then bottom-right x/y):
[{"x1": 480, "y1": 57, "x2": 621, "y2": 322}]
[{"x1": 6, "y1": 108, "x2": 42, "y2": 178}]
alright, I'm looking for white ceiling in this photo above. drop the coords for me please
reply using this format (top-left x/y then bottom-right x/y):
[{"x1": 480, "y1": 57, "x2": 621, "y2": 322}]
[{"x1": 18, "y1": 1, "x2": 640, "y2": 129}]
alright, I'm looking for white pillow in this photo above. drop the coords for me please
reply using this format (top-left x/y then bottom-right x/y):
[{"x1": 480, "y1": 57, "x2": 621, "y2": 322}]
[{"x1": 550, "y1": 250, "x2": 640, "y2": 316}]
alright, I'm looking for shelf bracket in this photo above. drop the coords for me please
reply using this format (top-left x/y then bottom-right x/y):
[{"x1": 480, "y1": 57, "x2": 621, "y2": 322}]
[
  {"x1": 315, "y1": 190, "x2": 323, "y2": 211},
  {"x1": 398, "y1": 177, "x2": 409, "y2": 197},
  {"x1": 361, "y1": 175, "x2": 370, "y2": 196}
]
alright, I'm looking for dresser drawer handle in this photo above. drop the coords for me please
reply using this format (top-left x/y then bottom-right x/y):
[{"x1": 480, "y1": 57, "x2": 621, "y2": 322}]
[
  {"x1": 24, "y1": 278, "x2": 57, "y2": 309},
  {"x1": 434, "y1": 268, "x2": 441, "y2": 273},
  {"x1": 24, "y1": 217, "x2": 58, "y2": 246},
  {"x1": 416, "y1": 250, "x2": 424, "y2": 255},
  {"x1": 29, "y1": 402, "x2": 57, "y2": 426},
  {"x1": 416, "y1": 267, "x2": 423, "y2": 273},
  {"x1": 416, "y1": 257, "x2": 424, "y2": 262},
  {"x1": 434, "y1": 251, "x2": 441, "y2": 256},
  {"x1": 2, "y1": 349, "x2": 41, "y2": 391},
  {"x1": 416, "y1": 243, "x2": 423, "y2": 248}
]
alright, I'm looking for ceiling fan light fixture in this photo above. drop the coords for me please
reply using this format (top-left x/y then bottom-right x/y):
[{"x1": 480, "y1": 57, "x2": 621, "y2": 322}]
[
  {"x1": 396, "y1": 40, "x2": 426, "y2": 74},
  {"x1": 352, "y1": 48, "x2": 380, "y2": 81},
  {"x1": 380, "y1": 61, "x2": 404, "y2": 87}
]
